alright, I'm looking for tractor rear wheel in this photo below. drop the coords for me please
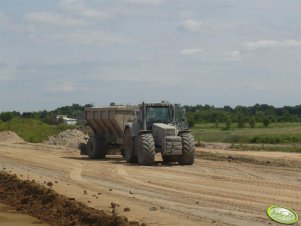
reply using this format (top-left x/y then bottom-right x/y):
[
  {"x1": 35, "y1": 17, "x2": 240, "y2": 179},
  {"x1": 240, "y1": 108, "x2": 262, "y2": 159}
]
[
  {"x1": 124, "y1": 128, "x2": 137, "y2": 163},
  {"x1": 87, "y1": 135, "x2": 107, "y2": 159},
  {"x1": 137, "y1": 133, "x2": 155, "y2": 165},
  {"x1": 178, "y1": 133, "x2": 195, "y2": 165}
]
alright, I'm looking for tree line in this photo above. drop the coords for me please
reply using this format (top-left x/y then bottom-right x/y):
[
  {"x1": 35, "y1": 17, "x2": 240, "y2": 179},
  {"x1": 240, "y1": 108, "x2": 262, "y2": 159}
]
[
  {"x1": 1, "y1": 103, "x2": 301, "y2": 128},
  {"x1": 0, "y1": 103, "x2": 93, "y2": 125},
  {"x1": 184, "y1": 104, "x2": 301, "y2": 128}
]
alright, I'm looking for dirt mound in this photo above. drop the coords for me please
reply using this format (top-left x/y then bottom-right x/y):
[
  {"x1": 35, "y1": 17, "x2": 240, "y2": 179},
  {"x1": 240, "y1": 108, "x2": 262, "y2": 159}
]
[
  {"x1": 0, "y1": 172, "x2": 140, "y2": 226},
  {"x1": 0, "y1": 131, "x2": 25, "y2": 143},
  {"x1": 45, "y1": 129, "x2": 88, "y2": 149}
]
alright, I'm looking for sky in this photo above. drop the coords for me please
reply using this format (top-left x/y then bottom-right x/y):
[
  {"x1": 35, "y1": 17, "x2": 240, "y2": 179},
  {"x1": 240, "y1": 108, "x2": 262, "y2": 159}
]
[{"x1": 0, "y1": 0, "x2": 300, "y2": 112}]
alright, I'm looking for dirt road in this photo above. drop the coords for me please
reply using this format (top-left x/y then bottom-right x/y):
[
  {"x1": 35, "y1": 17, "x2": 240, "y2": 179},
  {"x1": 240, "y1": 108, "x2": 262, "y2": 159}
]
[{"x1": 0, "y1": 141, "x2": 301, "y2": 226}]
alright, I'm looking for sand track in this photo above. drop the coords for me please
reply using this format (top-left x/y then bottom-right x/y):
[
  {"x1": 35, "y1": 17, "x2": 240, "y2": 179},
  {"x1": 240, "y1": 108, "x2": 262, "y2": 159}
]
[{"x1": 0, "y1": 141, "x2": 301, "y2": 225}]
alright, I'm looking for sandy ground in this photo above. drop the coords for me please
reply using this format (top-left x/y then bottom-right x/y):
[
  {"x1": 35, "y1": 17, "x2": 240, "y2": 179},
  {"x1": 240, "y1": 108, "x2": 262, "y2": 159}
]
[{"x1": 0, "y1": 141, "x2": 301, "y2": 226}]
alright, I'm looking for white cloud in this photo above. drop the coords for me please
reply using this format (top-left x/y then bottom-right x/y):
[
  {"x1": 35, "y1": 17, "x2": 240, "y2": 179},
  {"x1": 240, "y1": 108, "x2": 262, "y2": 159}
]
[
  {"x1": 59, "y1": 0, "x2": 85, "y2": 12},
  {"x1": 180, "y1": 48, "x2": 203, "y2": 55},
  {"x1": 242, "y1": 40, "x2": 301, "y2": 50},
  {"x1": 30, "y1": 31, "x2": 131, "y2": 46},
  {"x1": 0, "y1": 12, "x2": 33, "y2": 32},
  {"x1": 47, "y1": 83, "x2": 76, "y2": 93},
  {"x1": 59, "y1": 0, "x2": 113, "y2": 19},
  {"x1": 26, "y1": 12, "x2": 85, "y2": 27},
  {"x1": 180, "y1": 19, "x2": 202, "y2": 32},
  {"x1": 223, "y1": 50, "x2": 241, "y2": 61},
  {"x1": 60, "y1": 32, "x2": 131, "y2": 45},
  {"x1": 81, "y1": 9, "x2": 112, "y2": 19},
  {"x1": 125, "y1": 0, "x2": 164, "y2": 5}
]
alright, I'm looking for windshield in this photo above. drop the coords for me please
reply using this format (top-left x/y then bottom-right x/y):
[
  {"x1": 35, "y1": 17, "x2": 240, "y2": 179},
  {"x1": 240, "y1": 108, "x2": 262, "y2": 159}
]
[{"x1": 146, "y1": 107, "x2": 172, "y2": 127}]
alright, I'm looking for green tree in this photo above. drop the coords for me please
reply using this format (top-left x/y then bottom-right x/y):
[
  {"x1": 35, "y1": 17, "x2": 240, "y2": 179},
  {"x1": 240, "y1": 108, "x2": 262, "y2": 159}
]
[
  {"x1": 263, "y1": 117, "x2": 270, "y2": 127},
  {"x1": 186, "y1": 112, "x2": 196, "y2": 128},
  {"x1": 237, "y1": 113, "x2": 245, "y2": 128},
  {"x1": 0, "y1": 112, "x2": 14, "y2": 122},
  {"x1": 57, "y1": 117, "x2": 64, "y2": 125},
  {"x1": 215, "y1": 119, "x2": 219, "y2": 128},
  {"x1": 255, "y1": 111, "x2": 264, "y2": 122},
  {"x1": 249, "y1": 116, "x2": 256, "y2": 128},
  {"x1": 225, "y1": 116, "x2": 232, "y2": 130}
]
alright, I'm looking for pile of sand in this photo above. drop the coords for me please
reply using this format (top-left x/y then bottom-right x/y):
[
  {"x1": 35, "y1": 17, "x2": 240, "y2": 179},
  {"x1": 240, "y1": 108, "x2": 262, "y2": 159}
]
[
  {"x1": 0, "y1": 131, "x2": 25, "y2": 143},
  {"x1": 45, "y1": 129, "x2": 89, "y2": 149}
]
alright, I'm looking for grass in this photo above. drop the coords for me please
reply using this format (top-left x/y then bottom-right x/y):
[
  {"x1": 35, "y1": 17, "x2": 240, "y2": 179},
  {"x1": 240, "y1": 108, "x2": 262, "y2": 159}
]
[
  {"x1": 230, "y1": 143, "x2": 301, "y2": 153},
  {"x1": 192, "y1": 122, "x2": 301, "y2": 144},
  {"x1": 0, "y1": 118, "x2": 75, "y2": 143}
]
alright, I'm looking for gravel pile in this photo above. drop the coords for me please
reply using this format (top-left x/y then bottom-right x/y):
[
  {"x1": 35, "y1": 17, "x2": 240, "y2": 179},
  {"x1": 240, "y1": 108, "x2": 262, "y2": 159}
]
[{"x1": 45, "y1": 129, "x2": 88, "y2": 149}]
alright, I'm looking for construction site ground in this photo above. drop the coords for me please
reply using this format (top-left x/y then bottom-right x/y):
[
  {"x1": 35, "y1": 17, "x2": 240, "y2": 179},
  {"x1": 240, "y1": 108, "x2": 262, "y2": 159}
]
[{"x1": 0, "y1": 138, "x2": 301, "y2": 225}]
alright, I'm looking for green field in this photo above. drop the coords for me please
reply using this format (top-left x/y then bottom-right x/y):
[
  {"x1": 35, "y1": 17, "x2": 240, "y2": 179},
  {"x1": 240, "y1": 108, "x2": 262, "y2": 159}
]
[
  {"x1": 0, "y1": 118, "x2": 75, "y2": 143},
  {"x1": 192, "y1": 122, "x2": 301, "y2": 144},
  {"x1": 1, "y1": 118, "x2": 301, "y2": 151}
]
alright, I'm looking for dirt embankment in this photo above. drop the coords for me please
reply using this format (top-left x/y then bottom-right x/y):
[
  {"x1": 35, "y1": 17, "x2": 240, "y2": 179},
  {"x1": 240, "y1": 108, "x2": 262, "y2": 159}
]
[
  {"x1": 0, "y1": 131, "x2": 25, "y2": 143},
  {"x1": 0, "y1": 172, "x2": 139, "y2": 226}
]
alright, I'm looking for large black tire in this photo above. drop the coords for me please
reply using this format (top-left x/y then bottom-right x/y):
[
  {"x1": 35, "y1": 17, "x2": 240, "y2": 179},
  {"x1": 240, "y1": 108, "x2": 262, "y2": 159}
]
[
  {"x1": 137, "y1": 133, "x2": 155, "y2": 165},
  {"x1": 123, "y1": 128, "x2": 137, "y2": 163},
  {"x1": 162, "y1": 155, "x2": 178, "y2": 163},
  {"x1": 178, "y1": 133, "x2": 195, "y2": 165},
  {"x1": 87, "y1": 135, "x2": 107, "y2": 159}
]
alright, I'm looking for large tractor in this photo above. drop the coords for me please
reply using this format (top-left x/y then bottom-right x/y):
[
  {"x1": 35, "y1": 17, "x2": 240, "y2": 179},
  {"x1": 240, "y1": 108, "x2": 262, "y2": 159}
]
[{"x1": 81, "y1": 101, "x2": 195, "y2": 165}]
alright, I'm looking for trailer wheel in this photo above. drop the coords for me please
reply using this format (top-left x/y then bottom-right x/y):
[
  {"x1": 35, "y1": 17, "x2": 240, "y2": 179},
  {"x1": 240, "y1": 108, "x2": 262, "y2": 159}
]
[
  {"x1": 137, "y1": 133, "x2": 155, "y2": 165},
  {"x1": 178, "y1": 133, "x2": 195, "y2": 165},
  {"x1": 87, "y1": 135, "x2": 107, "y2": 159},
  {"x1": 124, "y1": 129, "x2": 137, "y2": 163},
  {"x1": 79, "y1": 143, "x2": 87, "y2": 155},
  {"x1": 162, "y1": 155, "x2": 178, "y2": 163}
]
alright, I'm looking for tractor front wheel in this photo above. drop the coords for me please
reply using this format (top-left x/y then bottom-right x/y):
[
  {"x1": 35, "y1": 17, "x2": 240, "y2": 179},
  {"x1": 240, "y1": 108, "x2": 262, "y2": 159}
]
[
  {"x1": 178, "y1": 133, "x2": 195, "y2": 165},
  {"x1": 137, "y1": 133, "x2": 155, "y2": 165}
]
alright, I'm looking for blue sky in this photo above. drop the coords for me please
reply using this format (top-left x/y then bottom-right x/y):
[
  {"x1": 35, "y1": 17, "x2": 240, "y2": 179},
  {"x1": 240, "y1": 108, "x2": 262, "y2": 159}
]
[{"x1": 0, "y1": 0, "x2": 300, "y2": 111}]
